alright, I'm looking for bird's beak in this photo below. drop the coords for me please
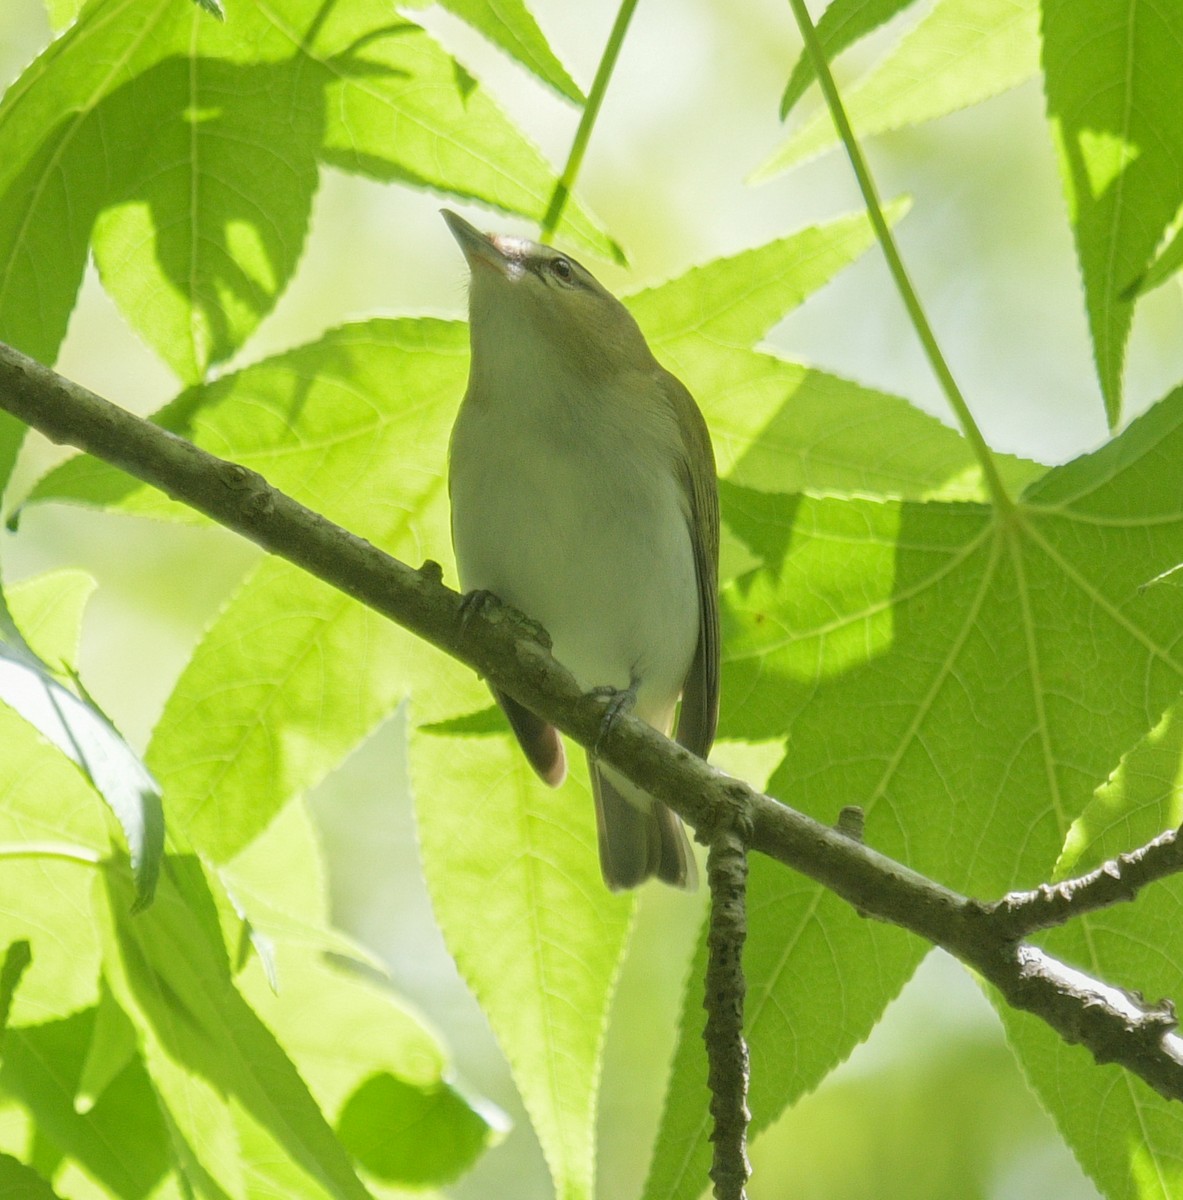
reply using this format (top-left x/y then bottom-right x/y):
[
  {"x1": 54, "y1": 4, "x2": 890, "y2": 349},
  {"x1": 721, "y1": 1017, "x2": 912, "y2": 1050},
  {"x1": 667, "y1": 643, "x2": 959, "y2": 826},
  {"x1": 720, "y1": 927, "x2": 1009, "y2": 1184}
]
[{"x1": 442, "y1": 209, "x2": 512, "y2": 277}]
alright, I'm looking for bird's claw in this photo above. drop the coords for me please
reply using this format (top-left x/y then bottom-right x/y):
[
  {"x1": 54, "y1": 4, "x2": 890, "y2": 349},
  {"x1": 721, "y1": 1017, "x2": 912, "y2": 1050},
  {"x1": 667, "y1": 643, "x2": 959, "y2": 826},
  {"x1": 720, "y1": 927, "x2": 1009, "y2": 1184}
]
[{"x1": 590, "y1": 681, "x2": 638, "y2": 759}]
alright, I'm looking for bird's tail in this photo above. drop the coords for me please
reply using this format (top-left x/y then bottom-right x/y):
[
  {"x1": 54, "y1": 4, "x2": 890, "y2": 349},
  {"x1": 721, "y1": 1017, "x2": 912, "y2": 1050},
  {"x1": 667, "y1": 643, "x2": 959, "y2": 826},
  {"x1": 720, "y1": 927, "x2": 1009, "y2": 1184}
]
[{"x1": 590, "y1": 759, "x2": 697, "y2": 891}]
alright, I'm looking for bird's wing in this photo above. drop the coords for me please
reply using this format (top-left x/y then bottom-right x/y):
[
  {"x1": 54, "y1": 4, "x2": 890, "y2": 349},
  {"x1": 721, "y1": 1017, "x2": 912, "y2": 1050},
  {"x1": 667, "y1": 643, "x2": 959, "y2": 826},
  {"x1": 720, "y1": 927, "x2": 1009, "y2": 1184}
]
[{"x1": 660, "y1": 370, "x2": 720, "y2": 759}]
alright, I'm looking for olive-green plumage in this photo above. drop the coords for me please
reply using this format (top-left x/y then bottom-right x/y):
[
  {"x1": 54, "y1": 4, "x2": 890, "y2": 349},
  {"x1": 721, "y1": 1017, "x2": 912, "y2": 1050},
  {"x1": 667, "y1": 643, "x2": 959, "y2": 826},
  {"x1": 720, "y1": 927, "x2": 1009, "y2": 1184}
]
[{"x1": 444, "y1": 210, "x2": 719, "y2": 890}]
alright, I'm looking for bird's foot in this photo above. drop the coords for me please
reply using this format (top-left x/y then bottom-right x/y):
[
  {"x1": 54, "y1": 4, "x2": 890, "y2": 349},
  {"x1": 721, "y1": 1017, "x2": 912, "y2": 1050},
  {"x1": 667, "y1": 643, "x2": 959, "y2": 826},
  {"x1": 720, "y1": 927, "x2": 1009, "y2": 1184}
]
[
  {"x1": 589, "y1": 679, "x2": 639, "y2": 759},
  {"x1": 458, "y1": 588, "x2": 501, "y2": 637}
]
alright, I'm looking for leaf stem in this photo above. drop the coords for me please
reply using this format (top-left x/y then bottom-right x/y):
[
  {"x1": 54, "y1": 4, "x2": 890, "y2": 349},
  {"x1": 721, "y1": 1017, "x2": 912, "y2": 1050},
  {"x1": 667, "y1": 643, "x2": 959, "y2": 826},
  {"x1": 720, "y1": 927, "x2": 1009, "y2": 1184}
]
[
  {"x1": 0, "y1": 841, "x2": 104, "y2": 866},
  {"x1": 784, "y1": 0, "x2": 1013, "y2": 513},
  {"x1": 540, "y1": 0, "x2": 640, "y2": 247}
]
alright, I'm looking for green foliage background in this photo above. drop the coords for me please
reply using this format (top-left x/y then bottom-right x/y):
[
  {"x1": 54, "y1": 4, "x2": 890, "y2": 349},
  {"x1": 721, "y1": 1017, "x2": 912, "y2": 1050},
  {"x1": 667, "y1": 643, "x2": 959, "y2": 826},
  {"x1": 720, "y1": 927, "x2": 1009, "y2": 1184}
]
[{"x1": 1, "y1": 0, "x2": 1183, "y2": 1198}]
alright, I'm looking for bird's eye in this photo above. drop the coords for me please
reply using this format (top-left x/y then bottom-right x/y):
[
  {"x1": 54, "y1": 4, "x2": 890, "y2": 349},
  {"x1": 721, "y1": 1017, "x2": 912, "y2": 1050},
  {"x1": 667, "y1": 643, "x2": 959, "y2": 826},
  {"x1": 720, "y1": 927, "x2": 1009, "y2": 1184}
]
[{"x1": 549, "y1": 257, "x2": 574, "y2": 284}]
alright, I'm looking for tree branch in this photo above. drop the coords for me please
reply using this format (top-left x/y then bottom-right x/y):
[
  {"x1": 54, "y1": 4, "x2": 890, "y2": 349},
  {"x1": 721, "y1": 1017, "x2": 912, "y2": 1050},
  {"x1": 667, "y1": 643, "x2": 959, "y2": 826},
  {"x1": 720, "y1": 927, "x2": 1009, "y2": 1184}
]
[
  {"x1": 702, "y1": 814, "x2": 752, "y2": 1199},
  {"x1": 2, "y1": 338, "x2": 1182, "y2": 1100}
]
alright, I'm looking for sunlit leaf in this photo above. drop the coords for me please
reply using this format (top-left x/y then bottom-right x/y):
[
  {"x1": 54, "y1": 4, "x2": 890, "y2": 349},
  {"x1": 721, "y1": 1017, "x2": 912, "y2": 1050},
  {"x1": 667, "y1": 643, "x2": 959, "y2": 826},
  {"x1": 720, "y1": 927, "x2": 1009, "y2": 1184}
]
[
  {"x1": 780, "y1": 0, "x2": 918, "y2": 120},
  {"x1": 757, "y1": 0, "x2": 1039, "y2": 179},
  {"x1": 99, "y1": 856, "x2": 374, "y2": 1200},
  {"x1": 404, "y1": 0, "x2": 584, "y2": 102},
  {"x1": 0, "y1": 573, "x2": 161, "y2": 908}
]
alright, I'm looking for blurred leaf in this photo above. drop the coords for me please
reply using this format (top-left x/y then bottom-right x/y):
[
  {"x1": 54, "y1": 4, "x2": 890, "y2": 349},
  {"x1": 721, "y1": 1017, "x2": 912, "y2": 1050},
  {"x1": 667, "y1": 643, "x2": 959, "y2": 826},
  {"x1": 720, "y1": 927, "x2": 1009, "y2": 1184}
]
[
  {"x1": 1043, "y1": 0, "x2": 1183, "y2": 427},
  {"x1": 0, "y1": 1154, "x2": 65, "y2": 1199},
  {"x1": 403, "y1": 0, "x2": 584, "y2": 102},
  {"x1": 0, "y1": 0, "x2": 613, "y2": 381},
  {"x1": 0, "y1": 573, "x2": 162, "y2": 909},
  {"x1": 235, "y1": 943, "x2": 500, "y2": 1191},
  {"x1": 40, "y1": 0, "x2": 85, "y2": 30},
  {"x1": 0, "y1": 1007, "x2": 172, "y2": 1198},
  {"x1": 649, "y1": 386, "x2": 1183, "y2": 1194},
  {"x1": 226, "y1": 797, "x2": 495, "y2": 1176},
  {"x1": 756, "y1": 0, "x2": 1039, "y2": 179},
  {"x1": 100, "y1": 856, "x2": 374, "y2": 1200},
  {"x1": 338, "y1": 1073, "x2": 494, "y2": 1187},
  {"x1": 192, "y1": 0, "x2": 224, "y2": 16},
  {"x1": 780, "y1": 0, "x2": 918, "y2": 120}
]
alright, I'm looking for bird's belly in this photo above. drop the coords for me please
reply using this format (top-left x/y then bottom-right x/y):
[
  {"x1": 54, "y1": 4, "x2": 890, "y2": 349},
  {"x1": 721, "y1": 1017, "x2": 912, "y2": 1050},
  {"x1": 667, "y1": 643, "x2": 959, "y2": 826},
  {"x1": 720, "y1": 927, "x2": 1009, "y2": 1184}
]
[{"x1": 451, "y1": 430, "x2": 698, "y2": 729}]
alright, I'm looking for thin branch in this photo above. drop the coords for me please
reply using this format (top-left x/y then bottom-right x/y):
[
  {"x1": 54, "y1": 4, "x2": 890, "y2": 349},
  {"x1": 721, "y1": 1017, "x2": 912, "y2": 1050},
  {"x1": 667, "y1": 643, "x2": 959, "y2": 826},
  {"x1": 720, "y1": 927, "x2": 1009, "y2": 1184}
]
[
  {"x1": 540, "y1": 0, "x2": 639, "y2": 244},
  {"x1": 703, "y1": 819, "x2": 751, "y2": 1199},
  {"x1": 783, "y1": 0, "x2": 1013, "y2": 514},
  {"x1": 979, "y1": 824, "x2": 1183, "y2": 939},
  {"x1": 2, "y1": 339, "x2": 1182, "y2": 1099}
]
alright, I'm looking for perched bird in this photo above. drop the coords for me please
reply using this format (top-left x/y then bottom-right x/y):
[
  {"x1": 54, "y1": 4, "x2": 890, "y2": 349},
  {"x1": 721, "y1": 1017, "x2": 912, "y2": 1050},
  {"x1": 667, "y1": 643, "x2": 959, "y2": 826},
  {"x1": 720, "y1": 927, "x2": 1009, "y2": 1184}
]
[{"x1": 443, "y1": 209, "x2": 719, "y2": 890}]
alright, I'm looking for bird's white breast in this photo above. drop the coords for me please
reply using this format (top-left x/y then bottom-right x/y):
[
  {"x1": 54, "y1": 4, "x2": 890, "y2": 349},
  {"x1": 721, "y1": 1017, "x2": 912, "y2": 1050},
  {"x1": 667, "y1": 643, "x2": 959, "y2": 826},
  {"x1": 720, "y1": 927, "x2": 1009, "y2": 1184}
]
[{"x1": 449, "y1": 368, "x2": 699, "y2": 733}]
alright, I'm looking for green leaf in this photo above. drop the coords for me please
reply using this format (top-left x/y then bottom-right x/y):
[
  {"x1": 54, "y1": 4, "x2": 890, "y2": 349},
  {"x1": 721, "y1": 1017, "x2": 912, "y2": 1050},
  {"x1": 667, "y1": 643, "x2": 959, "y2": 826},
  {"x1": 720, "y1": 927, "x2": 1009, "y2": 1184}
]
[
  {"x1": 1058, "y1": 698, "x2": 1183, "y2": 880},
  {"x1": 225, "y1": 794, "x2": 493, "y2": 1170},
  {"x1": 125, "y1": 319, "x2": 463, "y2": 861},
  {"x1": 75, "y1": 979, "x2": 139, "y2": 1115},
  {"x1": 236, "y1": 940, "x2": 500, "y2": 1192},
  {"x1": 337, "y1": 1074, "x2": 495, "y2": 1186},
  {"x1": 0, "y1": 0, "x2": 613, "y2": 380},
  {"x1": 0, "y1": 573, "x2": 162, "y2": 909},
  {"x1": 644, "y1": 862, "x2": 924, "y2": 1200},
  {"x1": 100, "y1": 856, "x2": 374, "y2": 1200},
  {"x1": 404, "y1": 0, "x2": 584, "y2": 103},
  {"x1": 412, "y1": 713, "x2": 633, "y2": 1200},
  {"x1": 756, "y1": 0, "x2": 1039, "y2": 179},
  {"x1": 40, "y1": 0, "x2": 85, "y2": 31},
  {"x1": 1042, "y1": 0, "x2": 1183, "y2": 427},
  {"x1": 0, "y1": 1007, "x2": 172, "y2": 1197},
  {"x1": 0, "y1": 704, "x2": 106, "y2": 1024},
  {"x1": 315, "y1": 14, "x2": 615, "y2": 261},
  {"x1": 21, "y1": 319, "x2": 459, "y2": 868},
  {"x1": 780, "y1": 0, "x2": 919, "y2": 120},
  {"x1": 0, "y1": 1154, "x2": 66, "y2": 1200},
  {"x1": 628, "y1": 204, "x2": 1044, "y2": 503},
  {"x1": 1123, "y1": 216, "x2": 1183, "y2": 301},
  {"x1": 994, "y1": 696, "x2": 1183, "y2": 1200},
  {"x1": 0, "y1": 941, "x2": 32, "y2": 1039},
  {"x1": 652, "y1": 386, "x2": 1183, "y2": 1191}
]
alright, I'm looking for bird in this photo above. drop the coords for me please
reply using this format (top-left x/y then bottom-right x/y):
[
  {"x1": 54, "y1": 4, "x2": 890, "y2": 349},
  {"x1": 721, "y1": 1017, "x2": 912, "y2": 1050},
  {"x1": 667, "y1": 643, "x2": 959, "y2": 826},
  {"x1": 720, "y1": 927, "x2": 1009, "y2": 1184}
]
[{"x1": 443, "y1": 209, "x2": 719, "y2": 890}]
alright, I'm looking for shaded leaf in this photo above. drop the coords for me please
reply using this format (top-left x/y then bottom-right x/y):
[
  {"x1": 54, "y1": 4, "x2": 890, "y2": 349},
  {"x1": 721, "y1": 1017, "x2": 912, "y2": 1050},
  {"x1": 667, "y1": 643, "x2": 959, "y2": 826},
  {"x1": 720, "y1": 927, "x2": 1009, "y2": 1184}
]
[
  {"x1": 1043, "y1": 0, "x2": 1183, "y2": 426},
  {"x1": 0, "y1": 941, "x2": 32, "y2": 1039},
  {"x1": 649, "y1": 386, "x2": 1183, "y2": 1192},
  {"x1": 0, "y1": 0, "x2": 613, "y2": 379},
  {"x1": 0, "y1": 1154, "x2": 66, "y2": 1200},
  {"x1": 0, "y1": 1007, "x2": 172, "y2": 1198},
  {"x1": 629, "y1": 204, "x2": 1043, "y2": 504}
]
